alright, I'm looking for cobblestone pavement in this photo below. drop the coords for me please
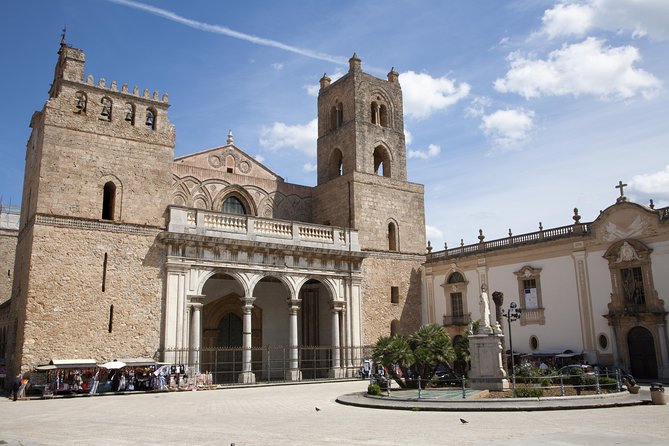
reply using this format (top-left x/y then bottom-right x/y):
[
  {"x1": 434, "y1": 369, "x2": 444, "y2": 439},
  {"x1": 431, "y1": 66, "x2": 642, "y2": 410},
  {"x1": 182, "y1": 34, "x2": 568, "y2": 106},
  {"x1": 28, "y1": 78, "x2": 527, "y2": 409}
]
[{"x1": 1, "y1": 381, "x2": 668, "y2": 445}]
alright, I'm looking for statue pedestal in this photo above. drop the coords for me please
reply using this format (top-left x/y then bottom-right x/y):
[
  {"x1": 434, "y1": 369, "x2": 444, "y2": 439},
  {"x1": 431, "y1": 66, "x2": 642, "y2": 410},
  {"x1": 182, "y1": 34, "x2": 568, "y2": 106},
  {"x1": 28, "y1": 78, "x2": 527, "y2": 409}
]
[{"x1": 468, "y1": 333, "x2": 509, "y2": 391}]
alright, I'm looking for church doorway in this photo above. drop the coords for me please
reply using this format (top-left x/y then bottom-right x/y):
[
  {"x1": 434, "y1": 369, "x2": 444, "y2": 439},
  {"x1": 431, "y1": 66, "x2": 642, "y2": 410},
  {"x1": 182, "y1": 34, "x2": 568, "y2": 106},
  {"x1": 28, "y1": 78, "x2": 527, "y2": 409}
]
[{"x1": 627, "y1": 326, "x2": 658, "y2": 379}]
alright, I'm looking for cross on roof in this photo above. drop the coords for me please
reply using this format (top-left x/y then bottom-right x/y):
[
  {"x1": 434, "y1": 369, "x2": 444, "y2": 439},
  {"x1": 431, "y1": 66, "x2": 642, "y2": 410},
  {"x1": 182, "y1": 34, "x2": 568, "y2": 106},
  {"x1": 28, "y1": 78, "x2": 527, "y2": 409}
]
[{"x1": 615, "y1": 180, "x2": 627, "y2": 197}]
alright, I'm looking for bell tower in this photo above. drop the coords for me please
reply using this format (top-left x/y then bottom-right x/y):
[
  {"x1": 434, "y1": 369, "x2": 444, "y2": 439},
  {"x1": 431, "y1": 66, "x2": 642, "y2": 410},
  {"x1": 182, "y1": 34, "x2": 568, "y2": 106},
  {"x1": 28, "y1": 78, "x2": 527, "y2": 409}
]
[{"x1": 313, "y1": 54, "x2": 425, "y2": 344}]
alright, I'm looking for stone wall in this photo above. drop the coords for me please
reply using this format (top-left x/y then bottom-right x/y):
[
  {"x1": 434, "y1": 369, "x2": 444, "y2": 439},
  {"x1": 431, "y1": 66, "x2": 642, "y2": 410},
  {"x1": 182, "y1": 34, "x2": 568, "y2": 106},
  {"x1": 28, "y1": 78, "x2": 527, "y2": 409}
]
[
  {"x1": 360, "y1": 253, "x2": 423, "y2": 345},
  {"x1": 14, "y1": 222, "x2": 163, "y2": 371},
  {"x1": 0, "y1": 228, "x2": 17, "y2": 304}
]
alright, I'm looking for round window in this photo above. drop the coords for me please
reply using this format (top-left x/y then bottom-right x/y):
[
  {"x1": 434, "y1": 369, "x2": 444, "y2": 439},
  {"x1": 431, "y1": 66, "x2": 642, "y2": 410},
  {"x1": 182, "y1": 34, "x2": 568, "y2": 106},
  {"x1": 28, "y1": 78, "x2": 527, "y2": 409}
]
[
  {"x1": 529, "y1": 335, "x2": 539, "y2": 351},
  {"x1": 598, "y1": 334, "x2": 608, "y2": 350}
]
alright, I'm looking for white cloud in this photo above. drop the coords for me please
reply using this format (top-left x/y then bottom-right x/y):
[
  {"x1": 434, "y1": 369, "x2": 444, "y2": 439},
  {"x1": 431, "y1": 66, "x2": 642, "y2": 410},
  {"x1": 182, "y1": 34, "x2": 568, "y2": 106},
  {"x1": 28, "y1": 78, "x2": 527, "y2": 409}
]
[
  {"x1": 303, "y1": 162, "x2": 317, "y2": 172},
  {"x1": 426, "y1": 225, "x2": 444, "y2": 242},
  {"x1": 465, "y1": 96, "x2": 492, "y2": 118},
  {"x1": 480, "y1": 109, "x2": 535, "y2": 149},
  {"x1": 540, "y1": 0, "x2": 669, "y2": 40},
  {"x1": 494, "y1": 38, "x2": 661, "y2": 99},
  {"x1": 272, "y1": 62, "x2": 284, "y2": 71},
  {"x1": 408, "y1": 144, "x2": 441, "y2": 159},
  {"x1": 541, "y1": 2, "x2": 594, "y2": 39},
  {"x1": 404, "y1": 128, "x2": 413, "y2": 146},
  {"x1": 305, "y1": 71, "x2": 345, "y2": 97},
  {"x1": 259, "y1": 118, "x2": 317, "y2": 156},
  {"x1": 630, "y1": 165, "x2": 669, "y2": 200},
  {"x1": 400, "y1": 71, "x2": 470, "y2": 120}
]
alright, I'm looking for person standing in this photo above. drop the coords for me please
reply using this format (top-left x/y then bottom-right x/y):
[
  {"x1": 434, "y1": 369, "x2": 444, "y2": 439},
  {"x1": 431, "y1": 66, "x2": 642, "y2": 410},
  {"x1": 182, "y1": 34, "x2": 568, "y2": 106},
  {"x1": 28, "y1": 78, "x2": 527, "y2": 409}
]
[{"x1": 11, "y1": 374, "x2": 21, "y2": 401}]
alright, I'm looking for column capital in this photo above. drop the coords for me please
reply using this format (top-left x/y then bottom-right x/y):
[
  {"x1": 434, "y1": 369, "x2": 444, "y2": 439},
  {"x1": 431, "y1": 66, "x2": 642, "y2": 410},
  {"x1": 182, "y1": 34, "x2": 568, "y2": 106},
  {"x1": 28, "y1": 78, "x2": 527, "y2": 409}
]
[
  {"x1": 287, "y1": 298, "x2": 301, "y2": 312},
  {"x1": 331, "y1": 300, "x2": 346, "y2": 312},
  {"x1": 240, "y1": 296, "x2": 256, "y2": 307},
  {"x1": 187, "y1": 294, "x2": 206, "y2": 304}
]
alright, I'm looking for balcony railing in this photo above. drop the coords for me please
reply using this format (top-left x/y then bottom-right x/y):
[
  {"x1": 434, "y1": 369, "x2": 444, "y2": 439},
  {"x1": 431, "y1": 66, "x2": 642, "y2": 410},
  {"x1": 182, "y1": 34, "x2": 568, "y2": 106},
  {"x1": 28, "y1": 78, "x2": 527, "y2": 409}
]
[
  {"x1": 167, "y1": 206, "x2": 359, "y2": 252},
  {"x1": 443, "y1": 313, "x2": 471, "y2": 326},
  {"x1": 520, "y1": 308, "x2": 546, "y2": 326}
]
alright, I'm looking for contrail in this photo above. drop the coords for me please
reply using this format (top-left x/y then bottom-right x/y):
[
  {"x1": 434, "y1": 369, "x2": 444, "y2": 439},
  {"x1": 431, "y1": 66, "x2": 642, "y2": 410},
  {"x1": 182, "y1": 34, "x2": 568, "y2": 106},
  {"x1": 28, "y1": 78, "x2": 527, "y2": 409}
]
[{"x1": 105, "y1": 0, "x2": 348, "y2": 65}]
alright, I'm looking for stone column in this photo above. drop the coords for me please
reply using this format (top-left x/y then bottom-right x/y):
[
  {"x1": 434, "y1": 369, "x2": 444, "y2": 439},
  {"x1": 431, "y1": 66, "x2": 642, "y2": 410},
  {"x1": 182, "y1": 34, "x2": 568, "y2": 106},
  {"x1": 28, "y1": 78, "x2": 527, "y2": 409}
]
[
  {"x1": 238, "y1": 296, "x2": 256, "y2": 384},
  {"x1": 188, "y1": 295, "x2": 204, "y2": 373},
  {"x1": 285, "y1": 298, "x2": 302, "y2": 381},
  {"x1": 329, "y1": 302, "x2": 344, "y2": 378}
]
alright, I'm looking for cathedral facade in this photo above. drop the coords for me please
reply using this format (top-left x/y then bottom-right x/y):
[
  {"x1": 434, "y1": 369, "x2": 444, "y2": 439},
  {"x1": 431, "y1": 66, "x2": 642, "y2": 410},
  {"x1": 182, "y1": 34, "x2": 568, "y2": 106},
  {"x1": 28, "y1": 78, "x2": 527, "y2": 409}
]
[{"x1": 1, "y1": 41, "x2": 425, "y2": 382}]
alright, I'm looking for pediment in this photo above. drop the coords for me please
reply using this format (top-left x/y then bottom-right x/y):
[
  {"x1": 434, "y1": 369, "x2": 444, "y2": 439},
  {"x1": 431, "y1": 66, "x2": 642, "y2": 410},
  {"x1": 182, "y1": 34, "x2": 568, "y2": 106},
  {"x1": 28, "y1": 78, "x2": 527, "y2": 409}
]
[
  {"x1": 590, "y1": 202, "x2": 659, "y2": 243},
  {"x1": 174, "y1": 144, "x2": 283, "y2": 182}
]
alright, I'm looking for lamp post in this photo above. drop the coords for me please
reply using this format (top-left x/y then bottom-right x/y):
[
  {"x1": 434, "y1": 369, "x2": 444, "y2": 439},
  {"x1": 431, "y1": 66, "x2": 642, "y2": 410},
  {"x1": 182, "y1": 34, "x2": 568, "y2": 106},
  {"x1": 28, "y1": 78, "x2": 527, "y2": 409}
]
[{"x1": 501, "y1": 302, "x2": 522, "y2": 397}]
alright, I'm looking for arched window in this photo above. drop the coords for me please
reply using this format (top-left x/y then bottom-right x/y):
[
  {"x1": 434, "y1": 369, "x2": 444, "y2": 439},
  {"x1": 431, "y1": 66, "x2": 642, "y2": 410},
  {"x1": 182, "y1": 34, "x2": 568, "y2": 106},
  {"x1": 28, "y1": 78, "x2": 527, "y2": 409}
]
[
  {"x1": 222, "y1": 196, "x2": 246, "y2": 215},
  {"x1": 447, "y1": 272, "x2": 465, "y2": 284},
  {"x1": 390, "y1": 319, "x2": 400, "y2": 337},
  {"x1": 379, "y1": 104, "x2": 389, "y2": 127},
  {"x1": 75, "y1": 91, "x2": 87, "y2": 112},
  {"x1": 330, "y1": 101, "x2": 343, "y2": 130},
  {"x1": 388, "y1": 221, "x2": 398, "y2": 251},
  {"x1": 146, "y1": 108, "x2": 156, "y2": 130},
  {"x1": 100, "y1": 97, "x2": 112, "y2": 121},
  {"x1": 124, "y1": 103, "x2": 135, "y2": 125},
  {"x1": 371, "y1": 101, "x2": 379, "y2": 125},
  {"x1": 225, "y1": 155, "x2": 235, "y2": 174},
  {"x1": 329, "y1": 148, "x2": 343, "y2": 180},
  {"x1": 373, "y1": 146, "x2": 392, "y2": 177},
  {"x1": 102, "y1": 181, "x2": 116, "y2": 220}
]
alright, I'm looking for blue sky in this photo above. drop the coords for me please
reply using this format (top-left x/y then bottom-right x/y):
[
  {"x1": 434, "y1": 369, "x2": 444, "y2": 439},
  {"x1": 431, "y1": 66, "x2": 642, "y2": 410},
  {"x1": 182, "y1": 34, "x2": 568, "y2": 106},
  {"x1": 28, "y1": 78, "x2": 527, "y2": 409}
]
[{"x1": 1, "y1": 0, "x2": 668, "y2": 249}]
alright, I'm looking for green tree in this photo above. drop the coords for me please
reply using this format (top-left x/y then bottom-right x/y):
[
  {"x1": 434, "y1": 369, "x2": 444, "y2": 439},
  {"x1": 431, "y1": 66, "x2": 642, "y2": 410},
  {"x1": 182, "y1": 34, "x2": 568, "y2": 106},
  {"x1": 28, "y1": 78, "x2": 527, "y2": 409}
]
[{"x1": 372, "y1": 324, "x2": 454, "y2": 388}]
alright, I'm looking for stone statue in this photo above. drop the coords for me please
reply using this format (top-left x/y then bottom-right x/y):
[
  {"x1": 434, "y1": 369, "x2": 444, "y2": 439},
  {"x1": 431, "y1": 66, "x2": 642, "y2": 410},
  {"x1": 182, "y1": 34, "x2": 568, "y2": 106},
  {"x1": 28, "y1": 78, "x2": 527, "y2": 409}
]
[{"x1": 478, "y1": 285, "x2": 492, "y2": 334}]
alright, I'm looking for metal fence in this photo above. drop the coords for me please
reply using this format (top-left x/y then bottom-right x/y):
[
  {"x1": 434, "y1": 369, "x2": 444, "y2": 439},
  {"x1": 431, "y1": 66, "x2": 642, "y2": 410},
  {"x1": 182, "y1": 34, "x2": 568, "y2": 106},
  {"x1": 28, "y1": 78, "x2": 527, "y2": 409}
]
[{"x1": 159, "y1": 345, "x2": 374, "y2": 385}]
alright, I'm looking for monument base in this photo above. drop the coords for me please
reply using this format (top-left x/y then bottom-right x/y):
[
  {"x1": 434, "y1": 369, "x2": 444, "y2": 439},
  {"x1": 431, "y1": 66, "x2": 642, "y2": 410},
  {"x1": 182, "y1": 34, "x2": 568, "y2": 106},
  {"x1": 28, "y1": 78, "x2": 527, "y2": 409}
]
[
  {"x1": 237, "y1": 371, "x2": 256, "y2": 384},
  {"x1": 285, "y1": 369, "x2": 302, "y2": 381},
  {"x1": 468, "y1": 333, "x2": 509, "y2": 391}
]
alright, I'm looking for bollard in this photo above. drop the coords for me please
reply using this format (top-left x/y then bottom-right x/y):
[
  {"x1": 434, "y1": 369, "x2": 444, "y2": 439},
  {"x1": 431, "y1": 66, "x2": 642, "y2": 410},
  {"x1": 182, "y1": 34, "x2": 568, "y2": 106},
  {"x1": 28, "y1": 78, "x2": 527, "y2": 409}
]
[
  {"x1": 560, "y1": 374, "x2": 565, "y2": 397},
  {"x1": 595, "y1": 367, "x2": 600, "y2": 395},
  {"x1": 615, "y1": 369, "x2": 622, "y2": 393},
  {"x1": 418, "y1": 376, "x2": 422, "y2": 399},
  {"x1": 462, "y1": 375, "x2": 466, "y2": 399},
  {"x1": 650, "y1": 383, "x2": 666, "y2": 405}
]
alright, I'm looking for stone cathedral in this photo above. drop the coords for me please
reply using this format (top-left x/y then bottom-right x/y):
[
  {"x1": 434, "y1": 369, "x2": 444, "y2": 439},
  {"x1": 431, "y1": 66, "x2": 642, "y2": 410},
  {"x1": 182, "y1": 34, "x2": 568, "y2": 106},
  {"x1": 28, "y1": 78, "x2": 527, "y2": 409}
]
[{"x1": 1, "y1": 41, "x2": 425, "y2": 381}]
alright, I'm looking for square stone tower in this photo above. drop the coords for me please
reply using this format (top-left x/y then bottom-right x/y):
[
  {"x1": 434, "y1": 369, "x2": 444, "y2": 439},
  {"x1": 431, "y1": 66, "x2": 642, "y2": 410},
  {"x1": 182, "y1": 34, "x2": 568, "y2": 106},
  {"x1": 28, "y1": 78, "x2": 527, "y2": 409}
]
[
  {"x1": 313, "y1": 55, "x2": 426, "y2": 344},
  {"x1": 8, "y1": 41, "x2": 175, "y2": 374}
]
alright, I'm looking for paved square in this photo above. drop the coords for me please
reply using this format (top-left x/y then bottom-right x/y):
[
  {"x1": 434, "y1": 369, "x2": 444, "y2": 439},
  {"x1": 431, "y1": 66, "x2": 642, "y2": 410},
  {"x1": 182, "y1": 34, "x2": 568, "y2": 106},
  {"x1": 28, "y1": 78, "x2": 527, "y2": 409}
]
[{"x1": 1, "y1": 381, "x2": 668, "y2": 445}]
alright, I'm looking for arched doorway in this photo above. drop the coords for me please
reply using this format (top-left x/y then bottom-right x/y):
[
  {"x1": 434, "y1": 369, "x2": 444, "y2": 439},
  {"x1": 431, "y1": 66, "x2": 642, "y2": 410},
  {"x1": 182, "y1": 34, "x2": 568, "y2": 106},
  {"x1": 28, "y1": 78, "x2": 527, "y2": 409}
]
[
  {"x1": 298, "y1": 279, "x2": 333, "y2": 379},
  {"x1": 628, "y1": 326, "x2": 658, "y2": 379}
]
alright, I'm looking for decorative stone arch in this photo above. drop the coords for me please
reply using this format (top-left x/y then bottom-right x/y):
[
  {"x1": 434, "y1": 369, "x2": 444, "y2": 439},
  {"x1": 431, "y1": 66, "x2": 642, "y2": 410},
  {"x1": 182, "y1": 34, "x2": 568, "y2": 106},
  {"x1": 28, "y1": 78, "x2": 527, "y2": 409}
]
[
  {"x1": 368, "y1": 88, "x2": 395, "y2": 128},
  {"x1": 213, "y1": 185, "x2": 258, "y2": 216},
  {"x1": 386, "y1": 217, "x2": 400, "y2": 252},
  {"x1": 328, "y1": 147, "x2": 344, "y2": 180},
  {"x1": 440, "y1": 265, "x2": 470, "y2": 327},
  {"x1": 98, "y1": 174, "x2": 123, "y2": 221},
  {"x1": 197, "y1": 269, "x2": 251, "y2": 298},
  {"x1": 249, "y1": 272, "x2": 297, "y2": 300},
  {"x1": 171, "y1": 191, "x2": 188, "y2": 207},
  {"x1": 295, "y1": 276, "x2": 339, "y2": 302},
  {"x1": 124, "y1": 102, "x2": 135, "y2": 125},
  {"x1": 603, "y1": 239, "x2": 658, "y2": 309},
  {"x1": 373, "y1": 143, "x2": 393, "y2": 178},
  {"x1": 329, "y1": 99, "x2": 344, "y2": 131},
  {"x1": 100, "y1": 96, "x2": 113, "y2": 121}
]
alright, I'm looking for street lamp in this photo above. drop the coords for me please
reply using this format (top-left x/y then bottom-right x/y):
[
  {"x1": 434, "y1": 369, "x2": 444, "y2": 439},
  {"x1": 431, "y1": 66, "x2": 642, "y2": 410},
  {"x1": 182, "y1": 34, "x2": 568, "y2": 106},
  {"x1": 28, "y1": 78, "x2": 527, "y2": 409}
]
[{"x1": 501, "y1": 302, "x2": 522, "y2": 397}]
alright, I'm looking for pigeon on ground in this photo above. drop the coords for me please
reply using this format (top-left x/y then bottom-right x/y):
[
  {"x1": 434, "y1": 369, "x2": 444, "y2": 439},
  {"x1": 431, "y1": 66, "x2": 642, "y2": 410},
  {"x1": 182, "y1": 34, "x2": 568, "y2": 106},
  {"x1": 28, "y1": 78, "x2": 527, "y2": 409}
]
[
  {"x1": 460, "y1": 418, "x2": 468, "y2": 424},
  {"x1": 315, "y1": 407, "x2": 321, "y2": 412}
]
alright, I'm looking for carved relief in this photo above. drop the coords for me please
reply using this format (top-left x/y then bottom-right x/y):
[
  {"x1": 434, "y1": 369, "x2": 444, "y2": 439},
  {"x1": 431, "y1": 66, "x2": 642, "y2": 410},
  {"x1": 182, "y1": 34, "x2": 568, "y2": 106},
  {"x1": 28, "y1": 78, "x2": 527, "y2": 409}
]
[
  {"x1": 615, "y1": 241, "x2": 641, "y2": 263},
  {"x1": 603, "y1": 215, "x2": 649, "y2": 242}
]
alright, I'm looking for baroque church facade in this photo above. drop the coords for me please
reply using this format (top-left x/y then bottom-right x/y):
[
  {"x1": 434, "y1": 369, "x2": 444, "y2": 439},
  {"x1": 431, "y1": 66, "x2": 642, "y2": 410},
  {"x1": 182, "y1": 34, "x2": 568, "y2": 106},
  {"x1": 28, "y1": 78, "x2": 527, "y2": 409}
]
[
  {"x1": 1, "y1": 41, "x2": 425, "y2": 382},
  {"x1": 424, "y1": 195, "x2": 669, "y2": 380}
]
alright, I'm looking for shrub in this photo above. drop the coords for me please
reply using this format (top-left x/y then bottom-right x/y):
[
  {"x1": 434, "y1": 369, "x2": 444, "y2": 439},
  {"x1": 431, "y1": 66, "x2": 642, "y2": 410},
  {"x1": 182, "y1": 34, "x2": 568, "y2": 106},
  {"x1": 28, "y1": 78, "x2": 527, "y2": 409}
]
[
  {"x1": 599, "y1": 376, "x2": 617, "y2": 387},
  {"x1": 516, "y1": 387, "x2": 544, "y2": 398},
  {"x1": 367, "y1": 383, "x2": 381, "y2": 395},
  {"x1": 540, "y1": 377, "x2": 553, "y2": 387}
]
